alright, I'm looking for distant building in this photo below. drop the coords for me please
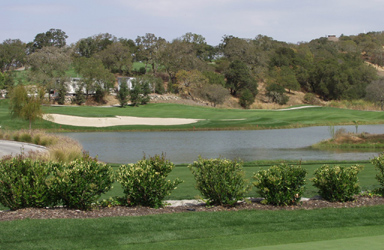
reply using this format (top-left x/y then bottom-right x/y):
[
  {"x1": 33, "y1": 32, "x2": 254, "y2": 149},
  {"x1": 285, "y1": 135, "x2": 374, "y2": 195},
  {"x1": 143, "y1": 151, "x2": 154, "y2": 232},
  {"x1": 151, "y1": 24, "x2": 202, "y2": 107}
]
[
  {"x1": 117, "y1": 77, "x2": 136, "y2": 91},
  {"x1": 65, "y1": 78, "x2": 86, "y2": 95},
  {"x1": 327, "y1": 35, "x2": 339, "y2": 42}
]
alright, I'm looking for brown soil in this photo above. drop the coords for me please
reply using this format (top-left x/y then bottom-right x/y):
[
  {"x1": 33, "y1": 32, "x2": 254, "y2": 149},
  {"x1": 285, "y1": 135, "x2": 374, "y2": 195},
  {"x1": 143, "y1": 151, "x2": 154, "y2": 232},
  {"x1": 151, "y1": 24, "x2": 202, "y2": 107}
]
[{"x1": 1, "y1": 196, "x2": 383, "y2": 221}]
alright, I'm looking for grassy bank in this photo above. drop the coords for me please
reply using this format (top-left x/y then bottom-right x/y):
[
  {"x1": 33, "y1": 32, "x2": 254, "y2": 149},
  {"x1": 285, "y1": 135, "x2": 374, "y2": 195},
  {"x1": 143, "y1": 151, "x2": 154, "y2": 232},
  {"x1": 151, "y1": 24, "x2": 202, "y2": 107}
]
[
  {"x1": 1, "y1": 205, "x2": 384, "y2": 249},
  {"x1": 313, "y1": 132, "x2": 384, "y2": 149},
  {"x1": 1, "y1": 99, "x2": 384, "y2": 132}
]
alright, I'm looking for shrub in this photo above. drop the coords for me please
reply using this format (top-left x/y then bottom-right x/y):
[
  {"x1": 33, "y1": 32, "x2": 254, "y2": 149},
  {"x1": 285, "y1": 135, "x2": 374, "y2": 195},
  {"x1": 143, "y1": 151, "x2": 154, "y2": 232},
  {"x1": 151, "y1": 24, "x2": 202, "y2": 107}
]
[
  {"x1": 312, "y1": 165, "x2": 363, "y2": 202},
  {"x1": 266, "y1": 83, "x2": 289, "y2": 105},
  {"x1": 19, "y1": 132, "x2": 32, "y2": 143},
  {"x1": 239, "y1": 89, "x2": 255, "y2": 109},
  {"x1": 117, "y1": 154, "x2": 183, "y2": 208},
  {"x1": 371, "y1": 154, "x2": 384, "y2": 195},
  {"x1": 0, "y1": 157, "x2": 56, "y2": 210},
  {"x1": 189, "y1": 157, "x2": 250, "y2": 206},
  {"x1": 51, "y1": 158, "x2": 115, "y2": 210},
  {"x1": 253, "y1": 164, "x2": 307, "y2": 206}
]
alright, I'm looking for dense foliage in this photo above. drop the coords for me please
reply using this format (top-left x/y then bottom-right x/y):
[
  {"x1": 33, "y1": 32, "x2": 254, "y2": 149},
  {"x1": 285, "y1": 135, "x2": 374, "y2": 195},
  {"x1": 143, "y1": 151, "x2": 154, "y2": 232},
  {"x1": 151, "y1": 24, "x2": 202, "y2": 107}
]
[
  {"x1": 1, "y1": 29, "x2": 384, "y2": 108},
  {"x1": 371, "y1": 154, "x2": 384, "y2": 195},
  {"x1": 0, "y1": 157, "x2": 55, "y2": 210},
  {"x1": 51, "y1": 158, "x2": 115, "y2": 210},
  {"x1": 117, "y1": 154, "x2": 183, "y2": 208},
  {"x1": 312, "y1": 165, "x2": 363, "y2": 202},
  {"x1": 253, "y1": 164, "x2": 307, "y2": 206},
  {"x1": 189, "y1": 157, "x2": 250, "y2": 206}
]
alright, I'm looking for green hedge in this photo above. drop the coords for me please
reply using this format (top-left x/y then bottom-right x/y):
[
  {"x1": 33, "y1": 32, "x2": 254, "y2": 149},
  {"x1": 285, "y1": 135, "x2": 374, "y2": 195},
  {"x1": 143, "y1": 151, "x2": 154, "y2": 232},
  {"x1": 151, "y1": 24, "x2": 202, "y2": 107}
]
[
  {"x1": 312, "y1": 165, "x2": 363, "y2": 202},
  {"x1": 117, "y1": 154, "x2": 183, "y2": 208},
  {"x1": 371, "y1": 154, "x2": 384, "y2": 195},
  {"x1": 0, "y1": 157, "x2": 114, "y2": 210},
  {"x1": 0, "y1": 157, "x2": 56, "y2": 210},
  {"x1": 253, "y1": 164, "x2": 307, "y2": 206},
  {"x1": 51, "y1": 159, "x2": 115, "y2": 210},
  {"x1": 189, "y1": 157, "x2": 250, "y2": 206}
]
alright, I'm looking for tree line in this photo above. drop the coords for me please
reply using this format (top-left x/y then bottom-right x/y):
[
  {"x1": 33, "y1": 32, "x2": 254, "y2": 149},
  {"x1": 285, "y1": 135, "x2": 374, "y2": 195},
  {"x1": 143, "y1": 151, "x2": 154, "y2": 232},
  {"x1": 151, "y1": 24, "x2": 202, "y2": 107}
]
[{"x1": 1, "y1": 28, "x2": 384, "y2": 108}]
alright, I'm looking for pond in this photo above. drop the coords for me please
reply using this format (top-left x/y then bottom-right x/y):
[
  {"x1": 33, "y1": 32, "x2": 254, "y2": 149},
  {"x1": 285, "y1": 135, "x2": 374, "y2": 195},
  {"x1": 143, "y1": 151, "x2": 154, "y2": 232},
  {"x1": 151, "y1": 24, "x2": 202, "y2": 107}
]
[{"x1": 63, "y1": 125, "x2": 384, "y2": 164}]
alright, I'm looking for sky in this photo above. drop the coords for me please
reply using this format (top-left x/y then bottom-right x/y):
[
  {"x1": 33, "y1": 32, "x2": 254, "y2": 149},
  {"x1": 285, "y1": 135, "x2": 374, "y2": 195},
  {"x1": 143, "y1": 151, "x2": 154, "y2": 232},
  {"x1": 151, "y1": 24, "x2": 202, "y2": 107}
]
[{"x1": 1, "y1": 0, "x2": 383, "y2": 46}]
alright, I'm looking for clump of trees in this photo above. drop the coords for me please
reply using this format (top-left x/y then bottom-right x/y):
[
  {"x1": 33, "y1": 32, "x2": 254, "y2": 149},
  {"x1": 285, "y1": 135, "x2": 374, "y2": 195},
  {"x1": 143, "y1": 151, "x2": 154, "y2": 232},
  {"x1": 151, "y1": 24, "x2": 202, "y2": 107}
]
[{"x1": 1, "y1": 28, "x2": 384, "y2": 109}]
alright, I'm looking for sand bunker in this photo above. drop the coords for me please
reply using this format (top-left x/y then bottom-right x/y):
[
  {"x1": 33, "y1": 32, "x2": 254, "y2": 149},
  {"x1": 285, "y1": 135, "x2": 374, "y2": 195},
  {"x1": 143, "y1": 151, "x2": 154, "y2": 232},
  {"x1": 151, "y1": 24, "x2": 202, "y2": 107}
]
[{"x1": 44, "y1": 114, "x2": 201, "y2": 127}]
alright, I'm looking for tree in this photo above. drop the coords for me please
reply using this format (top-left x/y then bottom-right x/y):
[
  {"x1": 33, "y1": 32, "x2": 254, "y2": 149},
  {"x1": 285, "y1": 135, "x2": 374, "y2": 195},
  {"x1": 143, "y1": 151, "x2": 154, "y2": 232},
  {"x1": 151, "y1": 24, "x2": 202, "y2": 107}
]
[
  {"x1": 202, "y1": 71, "x2": 226, "y2": 87},
  {"x1": 135, "y1": 33, "x2": 166, "y2": 75},
  {"x1": 0, "y1": 39, "x2": 26, "y2": 72},
  {"x1": 74, "y1": 88, "x2": 86, "y2": 105},
  {"x1": 220, "y1": 35, "x2": 257, "y2": 65},
  {"x1": 94, "y1": 42, "x2": 132, "y2": 74},
  {"x1": 266, "y1": 83, "x2": 289, "y2": 105},
  {"x1": 201, "y1": 84, "x2": 229, "y2": 107},
  {"x1": 129, "y1": 78, "x2": 151, "y2": 106},
  {"x1": 9, "y1": 85, "x2": 44, "y2": 130},
  {"x1": 225, "y1": 60, "x2": 258, "y2": 96},
  {"x1": 239, "y1": 89, "x2": 255, "y2": 109},
  {"x1": 181, "y1": 32, "x2": 216, "y2": 61},
  {"x1": 73, "y1": 33, "x2": 116, "y2": 58},
  {"x1": 73, "y1": 57, "x2": 115, "y2": 103},
  {"x1": 159, "y1": 39, "x2": 206, "y2": 88},
  {"x1": 308, "y1": 53, "x2": 376, "y2": 100},
  {"x1": 269, "y1": 47, "x2": 296, "y2": 69},
  {"x1": 175, "y1": 69, "x2": 208, "y2": 97},
  {"x1": 366, "y1": 79, "x2": 384, "y2": 110},
  {"x1": 117, "y1": 82, "x2": 129, "y2": 107},
  {"x1": 27, "y1": 46, "x2": 71, "y2": 101},
  {"x1": 270, "y1": 66, "x2": 300, "y2": 93},
  {"x1": 27, "y1": 28, "x2": 68, "y2": 53}
]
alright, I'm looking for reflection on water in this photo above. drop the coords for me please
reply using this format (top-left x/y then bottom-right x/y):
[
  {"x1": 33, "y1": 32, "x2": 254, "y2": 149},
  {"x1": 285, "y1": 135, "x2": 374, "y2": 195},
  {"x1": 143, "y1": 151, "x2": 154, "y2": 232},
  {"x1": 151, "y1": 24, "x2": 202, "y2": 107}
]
[{"x1": 63, "y1": 125, "x2": 384, "y2": 164}]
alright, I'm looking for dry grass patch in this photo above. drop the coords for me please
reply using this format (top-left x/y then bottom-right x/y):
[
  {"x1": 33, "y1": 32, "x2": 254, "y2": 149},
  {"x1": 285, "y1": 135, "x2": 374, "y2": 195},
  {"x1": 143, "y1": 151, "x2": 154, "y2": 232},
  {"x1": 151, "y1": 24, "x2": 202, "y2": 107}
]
[{"x1": 0, "y1": 130, "x2": 84, "y2": 162}]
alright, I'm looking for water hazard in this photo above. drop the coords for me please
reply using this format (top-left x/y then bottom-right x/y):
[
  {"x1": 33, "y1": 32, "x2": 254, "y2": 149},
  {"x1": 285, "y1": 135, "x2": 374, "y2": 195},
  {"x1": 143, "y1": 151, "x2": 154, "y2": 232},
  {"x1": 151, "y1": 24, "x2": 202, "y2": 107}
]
[{"x1": 63, "y1": 125, "x2": 384, "y2": 164}]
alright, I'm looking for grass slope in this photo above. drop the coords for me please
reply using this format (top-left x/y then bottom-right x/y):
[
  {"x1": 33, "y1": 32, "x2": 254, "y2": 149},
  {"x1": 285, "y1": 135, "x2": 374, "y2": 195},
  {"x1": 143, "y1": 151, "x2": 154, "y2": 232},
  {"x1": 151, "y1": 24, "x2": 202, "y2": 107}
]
[
  {"x1": 1, "y1": 100, "x2": 384, "y2": 131},
  {"x1": 1, "y1": 206, "x2": 384, "y2": 249}
]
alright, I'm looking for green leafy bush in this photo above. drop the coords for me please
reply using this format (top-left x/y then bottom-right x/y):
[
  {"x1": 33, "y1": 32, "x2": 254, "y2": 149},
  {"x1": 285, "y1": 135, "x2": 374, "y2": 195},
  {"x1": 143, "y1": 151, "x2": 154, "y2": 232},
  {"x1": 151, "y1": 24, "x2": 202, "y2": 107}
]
[
  {"x1": 51, "y1": 158, "x2": 115, "y2": 210},
  {"x1": 371, "y1": 154, "x2": 384, "y2": 195},
  {"x1": 253, "y1": 164, "x2": 307, "y2": 206},
  {"x1": 117, "y1": 154, "x2": 183, "y2": 208},
  {"x1": 0, "y1": 157, "x2": 55, "y2": 210},
  {"x1": 189, "y1": 157, "x2": 250, "y2": 206},
  {"x1": 312, "y1": 165, "x2": 363, "y2": 202}
]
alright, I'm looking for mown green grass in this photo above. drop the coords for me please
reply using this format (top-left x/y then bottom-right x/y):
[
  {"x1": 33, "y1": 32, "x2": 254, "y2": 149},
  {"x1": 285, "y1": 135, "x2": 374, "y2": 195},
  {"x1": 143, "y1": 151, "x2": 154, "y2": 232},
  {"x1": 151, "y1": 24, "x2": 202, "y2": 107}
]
[
  {"x1": 103, "y1": 160, "x2": 378, "y2": 201},
  {"x1": 1, "y1": 205, "x2": 384, "y2": 249},
  {"x1": 1, "y1": 99, "x2": 384, "y2": 132}
]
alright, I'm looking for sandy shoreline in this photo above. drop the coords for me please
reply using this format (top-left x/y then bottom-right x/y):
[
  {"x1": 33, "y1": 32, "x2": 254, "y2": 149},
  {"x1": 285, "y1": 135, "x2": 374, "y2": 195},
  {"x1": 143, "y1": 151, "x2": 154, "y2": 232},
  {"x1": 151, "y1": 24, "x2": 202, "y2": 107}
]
[{"x1": 44, "y1": 114, "x2": 201, "y2": 127}]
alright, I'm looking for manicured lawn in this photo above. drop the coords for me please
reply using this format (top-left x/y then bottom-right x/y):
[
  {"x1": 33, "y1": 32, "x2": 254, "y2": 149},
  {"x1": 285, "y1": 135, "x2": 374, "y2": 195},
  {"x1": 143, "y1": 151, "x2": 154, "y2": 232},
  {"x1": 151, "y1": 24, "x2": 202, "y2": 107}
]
[
  {"x1": 1, "y1": 205, "x2": 384, "y2": 249},
  {"x1": 1, "y1": 99, "x2": 384, "y2": 131},
  {"x1": 103, "y1": 160, "x2": 378, "y2": 200}
]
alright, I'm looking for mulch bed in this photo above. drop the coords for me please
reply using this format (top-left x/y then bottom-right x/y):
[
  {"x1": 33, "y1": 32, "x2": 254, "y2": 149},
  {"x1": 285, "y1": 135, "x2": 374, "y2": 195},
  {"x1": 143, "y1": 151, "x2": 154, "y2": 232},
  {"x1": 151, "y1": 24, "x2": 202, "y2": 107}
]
[{"x1": 1, "y1": 196, "x2": 384, "y2": 221}]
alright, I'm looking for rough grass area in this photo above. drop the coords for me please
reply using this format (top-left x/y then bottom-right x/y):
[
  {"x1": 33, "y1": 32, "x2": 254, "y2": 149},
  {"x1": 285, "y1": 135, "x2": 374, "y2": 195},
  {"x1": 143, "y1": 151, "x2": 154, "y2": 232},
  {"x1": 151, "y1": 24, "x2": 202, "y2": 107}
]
[
  {"x1": 313, "y1": 132, "x2": 384, "y2": 149},
  {"x1": 0, "y1": 129, "x2": 83, "y2": 163},
  {"x1": 1, "y1": 205, "x2": 384, "y2": 249}
]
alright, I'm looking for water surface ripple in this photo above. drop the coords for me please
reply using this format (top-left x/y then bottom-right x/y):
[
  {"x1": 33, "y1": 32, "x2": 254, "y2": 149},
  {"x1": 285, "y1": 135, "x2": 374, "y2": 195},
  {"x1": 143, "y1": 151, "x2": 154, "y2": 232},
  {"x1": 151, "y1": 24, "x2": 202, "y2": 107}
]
[{"x1": 63, "y1": 125, "x2": 384, "y2": 164}]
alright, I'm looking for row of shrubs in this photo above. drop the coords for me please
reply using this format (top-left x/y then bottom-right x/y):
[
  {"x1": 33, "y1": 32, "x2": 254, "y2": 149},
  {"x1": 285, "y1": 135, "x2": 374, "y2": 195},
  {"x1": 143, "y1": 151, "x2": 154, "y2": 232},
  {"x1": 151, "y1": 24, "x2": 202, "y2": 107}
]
[{"x1": 1, "y1": 154, "x2": 384, "y2": 210}]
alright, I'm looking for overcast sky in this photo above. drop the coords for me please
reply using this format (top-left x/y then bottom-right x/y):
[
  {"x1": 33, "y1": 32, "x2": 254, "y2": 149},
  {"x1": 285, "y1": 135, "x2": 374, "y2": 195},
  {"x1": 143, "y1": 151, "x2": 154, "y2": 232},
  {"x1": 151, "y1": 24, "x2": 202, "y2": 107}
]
[{"x1": 1, "y1": 0, "x2": 383, "y2": 46}]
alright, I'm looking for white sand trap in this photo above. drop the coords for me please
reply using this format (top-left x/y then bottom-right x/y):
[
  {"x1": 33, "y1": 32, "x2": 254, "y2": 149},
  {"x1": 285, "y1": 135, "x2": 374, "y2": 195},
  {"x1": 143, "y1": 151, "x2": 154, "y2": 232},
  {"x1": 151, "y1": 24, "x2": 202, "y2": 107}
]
[{"x1": 44, "y1": 114, "x2": 201, "y2": 127}]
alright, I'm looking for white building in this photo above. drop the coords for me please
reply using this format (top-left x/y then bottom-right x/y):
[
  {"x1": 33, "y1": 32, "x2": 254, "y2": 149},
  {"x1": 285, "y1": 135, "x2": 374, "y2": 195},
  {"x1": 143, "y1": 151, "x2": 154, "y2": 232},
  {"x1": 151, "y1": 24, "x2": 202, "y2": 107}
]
[{"x1": 117, "y1": 77, "x2": 136, "y2": 91}]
